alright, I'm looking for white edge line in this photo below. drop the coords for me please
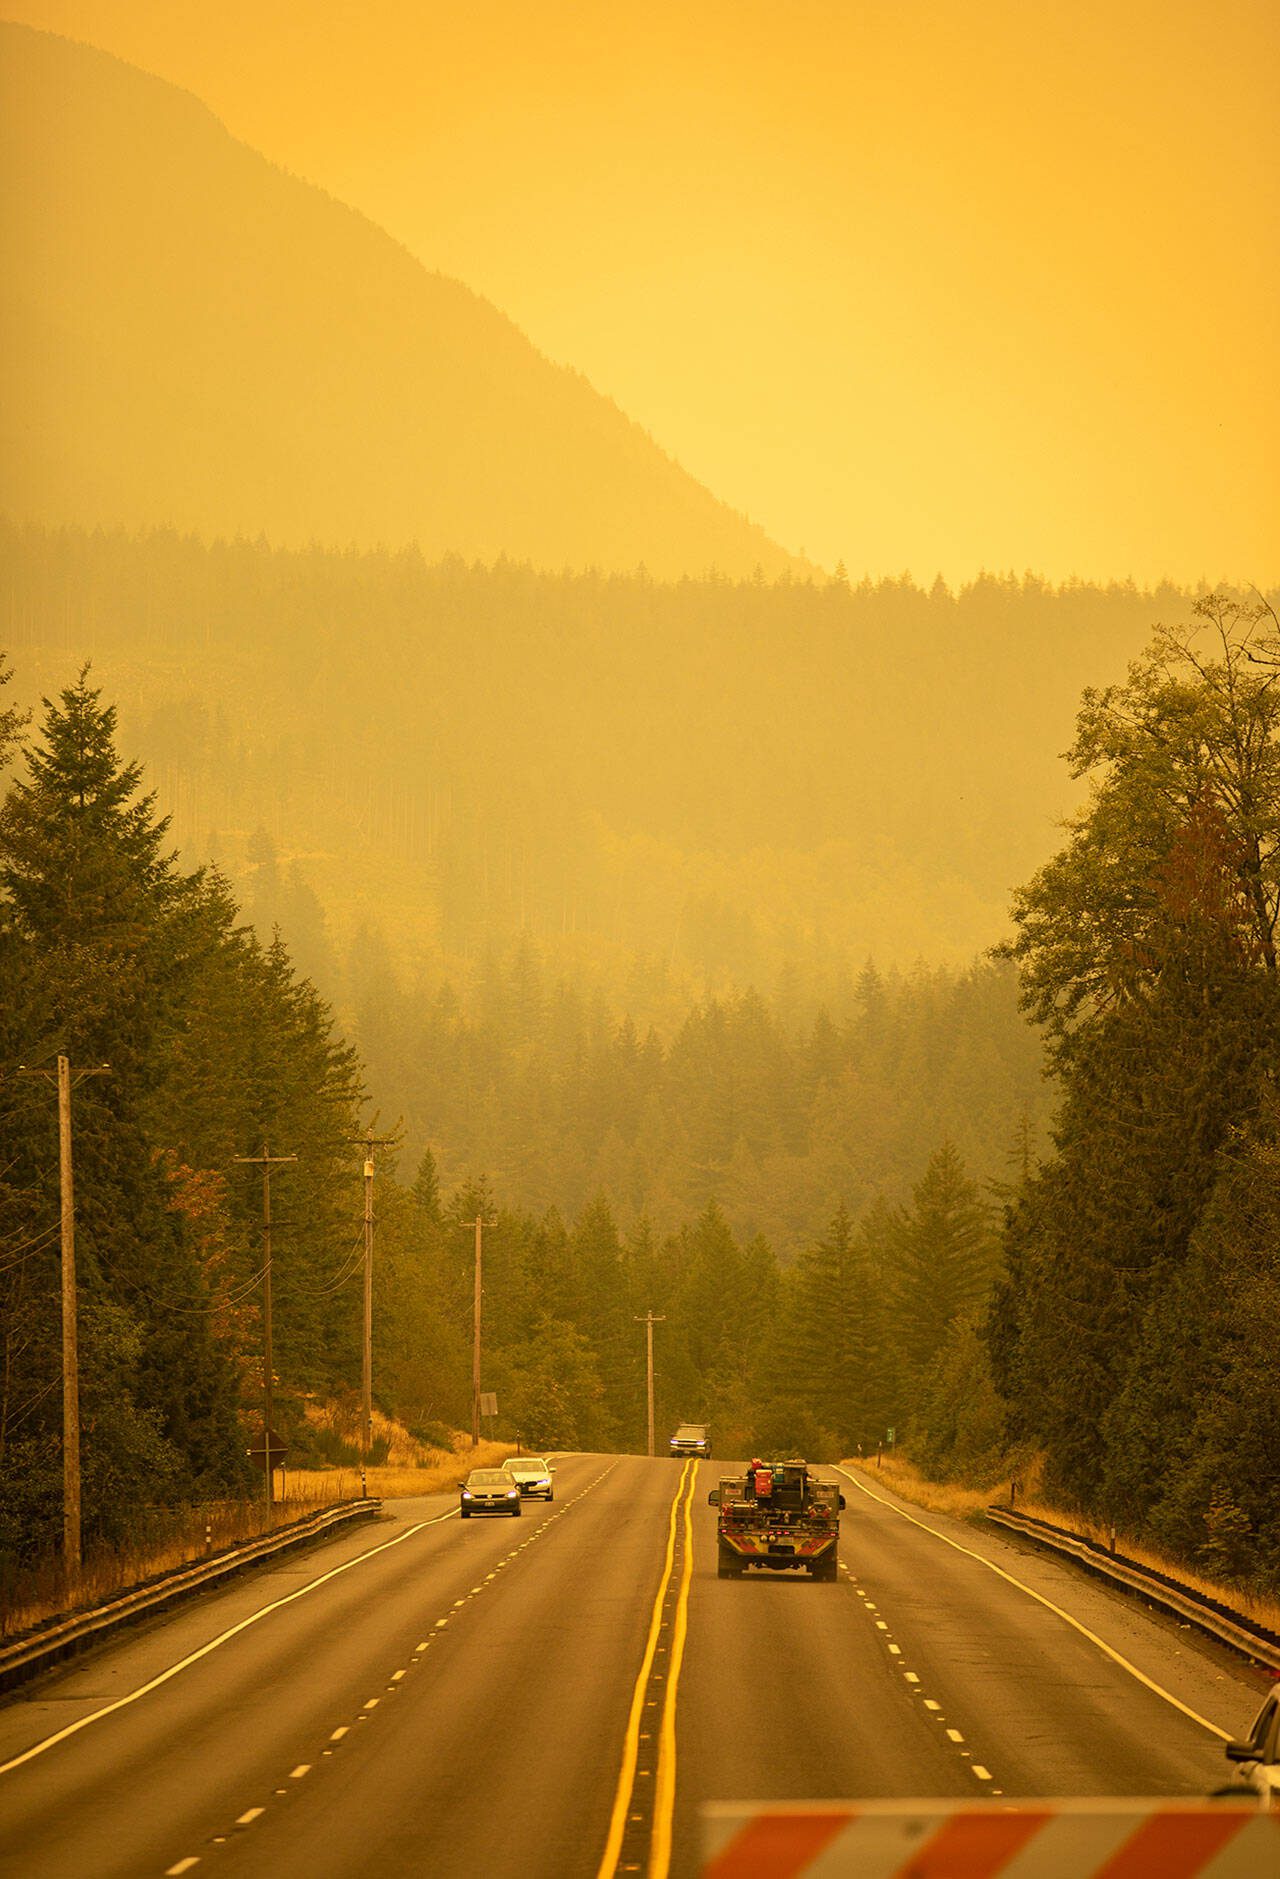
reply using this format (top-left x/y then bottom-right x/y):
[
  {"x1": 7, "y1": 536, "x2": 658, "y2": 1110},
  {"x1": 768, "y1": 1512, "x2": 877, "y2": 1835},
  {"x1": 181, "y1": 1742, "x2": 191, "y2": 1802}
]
[
  {"x1": 836, "y1": 1467, "x2": 1230, "y2": 1740},
  {"x1": 0, "y1": 1506, "x2": 460, "y2": 1777}
]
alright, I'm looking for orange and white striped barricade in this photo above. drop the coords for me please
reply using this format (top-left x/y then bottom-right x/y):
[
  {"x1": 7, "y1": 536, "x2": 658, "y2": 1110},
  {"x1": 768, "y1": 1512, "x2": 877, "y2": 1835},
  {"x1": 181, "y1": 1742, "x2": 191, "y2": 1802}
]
[{"x1": 700, "y1": 1798, "x2": 1279, "y2": 1877}]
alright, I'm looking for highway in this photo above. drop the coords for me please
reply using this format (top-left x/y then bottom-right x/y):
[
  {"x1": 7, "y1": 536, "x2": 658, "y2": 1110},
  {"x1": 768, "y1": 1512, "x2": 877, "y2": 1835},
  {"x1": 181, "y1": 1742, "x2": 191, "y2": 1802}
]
[{"x1": 0, "y1": 1455, "x2": 1270, "y2": 1878}]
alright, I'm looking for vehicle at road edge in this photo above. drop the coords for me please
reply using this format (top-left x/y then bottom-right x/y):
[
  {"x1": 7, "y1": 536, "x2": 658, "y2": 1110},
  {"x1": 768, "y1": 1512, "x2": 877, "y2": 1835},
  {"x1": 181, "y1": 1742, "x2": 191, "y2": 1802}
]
[
  {"x1": 1224, "y1": 1687, "x2": 1280, "y2": 1807},
  {"x1": 669, "y1": 1423, "x2": 712, "y2": 1459},
  {"x1": 459, "y1": 1468, "x2": 523, "y2": 1517},
  {"x1": 502, "y1": 1456, "x2": 555, "y2": 1500},
  {"x1": 709, "y1": 1459, "x2": 845, "y2": 1579}
]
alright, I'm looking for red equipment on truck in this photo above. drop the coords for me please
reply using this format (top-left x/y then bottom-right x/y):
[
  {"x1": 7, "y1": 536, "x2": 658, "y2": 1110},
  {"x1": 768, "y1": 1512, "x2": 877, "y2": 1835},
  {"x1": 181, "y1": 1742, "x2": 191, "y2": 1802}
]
[{"x1": 708, "y1": 1458, "x2": 845, "y2": 1580}]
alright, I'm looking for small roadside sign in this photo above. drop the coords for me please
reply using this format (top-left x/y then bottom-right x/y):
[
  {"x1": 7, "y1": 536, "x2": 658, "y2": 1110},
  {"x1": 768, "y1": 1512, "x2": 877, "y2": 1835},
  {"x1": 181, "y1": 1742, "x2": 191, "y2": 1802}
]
[
  {"x1": 248, "y1": 1429, "x2": 288, "y2": 1471},
  {"x1": 479, "y1": 1392, "x2": 498, "y2": 1418}
]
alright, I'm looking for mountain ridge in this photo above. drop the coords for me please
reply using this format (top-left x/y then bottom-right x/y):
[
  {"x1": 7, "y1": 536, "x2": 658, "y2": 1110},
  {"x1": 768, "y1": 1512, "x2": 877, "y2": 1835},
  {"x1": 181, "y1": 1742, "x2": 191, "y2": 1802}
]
[{"x1": 0, "y1": 23, "x2": 804, "y2": 578}]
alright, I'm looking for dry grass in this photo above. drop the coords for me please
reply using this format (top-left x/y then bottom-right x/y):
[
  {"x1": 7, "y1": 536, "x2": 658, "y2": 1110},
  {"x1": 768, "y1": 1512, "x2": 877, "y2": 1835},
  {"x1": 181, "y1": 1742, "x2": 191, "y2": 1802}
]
[
  {"x1": 842, "y1": 1451, "x2": 1280, "y2": 1635},
  {"x1": 279, "y1": 1438, "x2": 518, "y2": 1505},
  {"x1": 1, "y1": 1495, "x2": 328, "y2": 1640}
]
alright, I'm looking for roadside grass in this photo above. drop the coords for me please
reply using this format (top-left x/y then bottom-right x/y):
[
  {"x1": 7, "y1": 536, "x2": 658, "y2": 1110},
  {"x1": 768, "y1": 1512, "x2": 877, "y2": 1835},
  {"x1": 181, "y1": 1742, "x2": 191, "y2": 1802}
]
[
  {"x1": 841, "y1": 1451, "x2": 1280, "y2": 1636},
  {"x1": 1, "y1": 1434, "x2": 516, "y2": 1640},
  {"x1": 278, "y1": 1438, "x2": 518, "y2": 1507}
]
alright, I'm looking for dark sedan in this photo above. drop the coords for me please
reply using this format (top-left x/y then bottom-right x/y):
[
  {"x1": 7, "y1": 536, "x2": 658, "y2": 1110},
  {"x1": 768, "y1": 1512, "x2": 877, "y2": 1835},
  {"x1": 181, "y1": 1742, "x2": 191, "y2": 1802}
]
[{"x1": 460, "y1": 1468, "x2": 523, "y2": 1517}]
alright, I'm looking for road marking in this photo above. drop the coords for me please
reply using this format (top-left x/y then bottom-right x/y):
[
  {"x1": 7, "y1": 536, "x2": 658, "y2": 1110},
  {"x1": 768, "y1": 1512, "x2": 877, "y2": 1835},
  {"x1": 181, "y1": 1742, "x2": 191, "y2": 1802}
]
[
  {"x1": 596, "y1": 1462, "x2": 692, "y2": 1879},
  {"x1": 0, "y1": 1505, "x2": 461, "y2": 1778},
  {"x1": 165, "y1": 1861, "x2": 199, "y2": 1875},
  {"x1": 290, "y1": 1764, "x2": 310, "y2": 1778},
  {"x1": 972, "y1": 1765, "x2": 993, "y2": 1780},
  {"x1": 652, "y1": 1462, "x2": 697, "y2": 1879},
  {"x1": 236, "y1": 1808, "x2": 263, "y2": 1825},
  {"x1": 923, "y1": 1699, "x2": 941, "y2": 1711},
  {"x1": 363, "y1": 1698, "x2": 379, "y2": 1710},
  {"x1": 391, "y1": 1670, "x2": 405, "y2": 1681},
  {"x1": 836, "y1": 1467, "x2": 1231, "y2": 1740},
  {"x1": 329, "y1": 1727, "x2": 348, "y2": 1741},
  {"x1": 947, "y1": 1729, "x2": 965, "y2": 1743},
  {"x1": 887, "y1": 1643, "x2": 902, "y2": 1655},
  {"x1": 904, "y1": 1672, "x2": 920, "y2": 1683}
]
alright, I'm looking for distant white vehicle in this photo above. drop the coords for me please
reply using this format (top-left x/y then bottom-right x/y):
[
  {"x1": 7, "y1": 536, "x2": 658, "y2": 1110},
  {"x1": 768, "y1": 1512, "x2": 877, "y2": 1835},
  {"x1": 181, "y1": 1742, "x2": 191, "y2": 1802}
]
[
  {"x1": 669, "y1": 1424, "x2": 711, "y2": 1459},
  {"x1": 502, "y1": 1455, "x2": 555, "y2": 1500},
  {"x1": 1225, "y1": 1688, "x2": 1280, "y2": 1806}
]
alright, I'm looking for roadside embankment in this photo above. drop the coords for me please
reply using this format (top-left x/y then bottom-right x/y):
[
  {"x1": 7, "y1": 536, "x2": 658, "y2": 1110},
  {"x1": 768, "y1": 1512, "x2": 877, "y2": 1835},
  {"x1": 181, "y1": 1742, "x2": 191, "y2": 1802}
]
[{"x1": 842, "y1": 1450, "x2": 1280, "y2": 1640}]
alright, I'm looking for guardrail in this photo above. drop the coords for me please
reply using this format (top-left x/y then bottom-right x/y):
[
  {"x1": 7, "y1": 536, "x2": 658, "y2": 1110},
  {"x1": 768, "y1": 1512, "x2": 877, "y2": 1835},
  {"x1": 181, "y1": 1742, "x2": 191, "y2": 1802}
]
[
  {"x1": 985, "y1": 1503, "x2": 1280, "y2": 1673},
  {"x1": 0, "y1": 1498, "x2": 381, "y2": 1694}
]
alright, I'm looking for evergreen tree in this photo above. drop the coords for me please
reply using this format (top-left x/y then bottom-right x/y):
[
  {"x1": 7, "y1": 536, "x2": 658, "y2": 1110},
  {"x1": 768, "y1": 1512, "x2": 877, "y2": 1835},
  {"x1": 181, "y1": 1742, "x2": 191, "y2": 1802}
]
[{"x1": 892, "y1": 1144, "x2": 997, "y2": 1389}]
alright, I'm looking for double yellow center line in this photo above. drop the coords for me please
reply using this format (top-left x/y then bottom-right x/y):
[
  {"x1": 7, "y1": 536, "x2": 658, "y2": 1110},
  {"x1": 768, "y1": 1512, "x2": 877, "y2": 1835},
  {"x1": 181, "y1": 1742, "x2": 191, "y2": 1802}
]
[{"x1": 597, "y1": 1459, "x2": 699, "y2": 1879}]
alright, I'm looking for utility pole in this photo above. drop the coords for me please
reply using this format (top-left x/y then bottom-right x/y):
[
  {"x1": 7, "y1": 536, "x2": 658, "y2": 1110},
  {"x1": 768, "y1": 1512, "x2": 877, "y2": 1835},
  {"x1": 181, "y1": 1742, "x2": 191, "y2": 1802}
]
[
  {"x1": 234, "y1": 1146, "x2": 296, "y2": 1508},
  {"x1": 18, "y1": 1055, "x2": 109, "y2": 1589},
  {"x1": 352, "y1": 1128, "x2": 395, "y2": 1496},
  {"x1": 635, "y1": 1311, "x2": 665, "y2": 1457},
  {"x1": 469, "y1": 1214, "x2": 493, "y2": 1449}
]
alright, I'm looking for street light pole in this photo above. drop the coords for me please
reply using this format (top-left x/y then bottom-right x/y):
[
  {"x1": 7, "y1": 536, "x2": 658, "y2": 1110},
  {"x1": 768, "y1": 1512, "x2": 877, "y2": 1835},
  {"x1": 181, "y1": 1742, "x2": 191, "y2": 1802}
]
[{"x1": 635, "y1": 1311, "x2": 665, "y2": 1457}]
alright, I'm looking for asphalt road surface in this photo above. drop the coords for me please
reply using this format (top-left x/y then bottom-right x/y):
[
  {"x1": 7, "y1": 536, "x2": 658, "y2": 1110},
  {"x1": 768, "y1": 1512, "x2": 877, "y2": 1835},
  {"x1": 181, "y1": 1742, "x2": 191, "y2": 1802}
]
[{"x1": 0, "y1": 1456, "x2": 1270, "y2": 1878}]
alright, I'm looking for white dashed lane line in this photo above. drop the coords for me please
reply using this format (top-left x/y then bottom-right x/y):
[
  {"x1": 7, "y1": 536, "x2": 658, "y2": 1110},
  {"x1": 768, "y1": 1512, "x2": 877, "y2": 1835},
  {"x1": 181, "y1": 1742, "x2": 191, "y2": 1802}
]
[
  {"x1": 844, "y1": 1562, "x2": 1002, "y2": 1796},
  {"x1": 155, "y1": 1461, "x2": 617, "y2": 1875}
]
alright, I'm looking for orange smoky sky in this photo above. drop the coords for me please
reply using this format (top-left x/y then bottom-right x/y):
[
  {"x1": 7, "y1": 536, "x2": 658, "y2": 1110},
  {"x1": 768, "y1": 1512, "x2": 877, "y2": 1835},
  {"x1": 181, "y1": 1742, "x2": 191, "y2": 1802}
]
[{"x1": 7, "y1": 0, "x2": 1278, "y2": 585}]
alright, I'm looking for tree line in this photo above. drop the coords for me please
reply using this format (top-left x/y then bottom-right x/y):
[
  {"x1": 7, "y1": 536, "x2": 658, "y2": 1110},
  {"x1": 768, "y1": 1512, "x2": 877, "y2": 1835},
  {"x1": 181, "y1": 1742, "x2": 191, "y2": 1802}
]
[
  {"x1": 987, "y1": 594, "x2": 1280, "y2": 1591},
  {"x1": 2, "y1": 521, "x2": 1207, "y2": 979}
]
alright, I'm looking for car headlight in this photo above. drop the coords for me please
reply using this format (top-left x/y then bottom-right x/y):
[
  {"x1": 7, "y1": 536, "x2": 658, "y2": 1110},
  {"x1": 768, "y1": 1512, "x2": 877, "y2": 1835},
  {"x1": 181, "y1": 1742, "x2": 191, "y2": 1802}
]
[{"x1": 506, "y1": 1489, "x2": 518, "y2": 1498}]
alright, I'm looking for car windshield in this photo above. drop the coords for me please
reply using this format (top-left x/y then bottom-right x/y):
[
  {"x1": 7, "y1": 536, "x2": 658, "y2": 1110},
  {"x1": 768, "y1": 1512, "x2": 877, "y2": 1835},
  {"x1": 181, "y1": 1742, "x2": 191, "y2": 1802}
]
[
  {"x1": 467, "y1": 1471, "x2": 510, "y2": 1486},
  {"x1": 510, "y1": 1458, "x2": 547, "y2": 1471},
  {"x1": 674, "y1": 1427, "x2": 705, "y2": 1439}
]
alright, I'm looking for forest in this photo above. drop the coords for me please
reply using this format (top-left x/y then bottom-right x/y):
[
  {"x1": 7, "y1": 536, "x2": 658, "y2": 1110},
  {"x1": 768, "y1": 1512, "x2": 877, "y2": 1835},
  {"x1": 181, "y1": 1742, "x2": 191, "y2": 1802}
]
[
  {"x1": 2, "y1": 521, "x2": 1204, "y2": 979},
  {"x1": 0, "y1": 661, "x2": 1015, "y2": 1572},
  {"x1": 3, "y1": 582, "x2": 1280, "y2": 1601}
]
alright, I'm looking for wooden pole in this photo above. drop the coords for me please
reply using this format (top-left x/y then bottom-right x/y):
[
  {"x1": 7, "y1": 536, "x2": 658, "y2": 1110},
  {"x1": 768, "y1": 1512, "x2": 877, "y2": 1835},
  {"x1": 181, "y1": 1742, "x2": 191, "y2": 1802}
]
[
  {"x1": 234, "y1": 1147, "x2": 296, "y2": 1507},
  {"x1": 635, "y1": 1311, "x2": 665, "y2": 1457},
  {"x1": 57, "y1": 1055, "x2": 81, "y2": 1586},
  {"x1": 471, "y1": 1215, "x2": 483, "y2": 1448}
]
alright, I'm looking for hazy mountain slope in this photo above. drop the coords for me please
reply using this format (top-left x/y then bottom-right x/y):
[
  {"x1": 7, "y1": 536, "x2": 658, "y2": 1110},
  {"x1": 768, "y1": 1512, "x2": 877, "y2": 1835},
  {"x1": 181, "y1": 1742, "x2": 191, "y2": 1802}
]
[
  {"x1": 0, "y1": 25, "x2": 798, "y2": 578},
  {"x1": 3, "y1": 524, "x2": 1215, "y2": 983}
]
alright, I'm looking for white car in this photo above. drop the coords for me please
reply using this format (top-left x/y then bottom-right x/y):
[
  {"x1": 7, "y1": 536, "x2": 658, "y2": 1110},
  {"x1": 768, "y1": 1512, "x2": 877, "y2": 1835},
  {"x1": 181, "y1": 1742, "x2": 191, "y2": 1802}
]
[
  {"x1": 1224, "y1": 1688, "x2": 1280, "y2": 1806},
  {"x1": 502, "y1": 1455, "x2": 555, "y2": 1500}
]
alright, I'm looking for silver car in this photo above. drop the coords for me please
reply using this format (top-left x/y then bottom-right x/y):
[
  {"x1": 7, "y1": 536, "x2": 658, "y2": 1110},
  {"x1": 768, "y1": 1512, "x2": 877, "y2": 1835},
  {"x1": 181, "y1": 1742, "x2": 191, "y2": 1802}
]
[
  {"x1": 1225, "y1": 1689, "x2": 1280, "y2": 1806},
  {"x1": 459, "y1": 1468, "x2": 522, "y2": 1517},
  {"x1": 502, "y1": 1456, "x2": 555, "y2": 1500}
]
